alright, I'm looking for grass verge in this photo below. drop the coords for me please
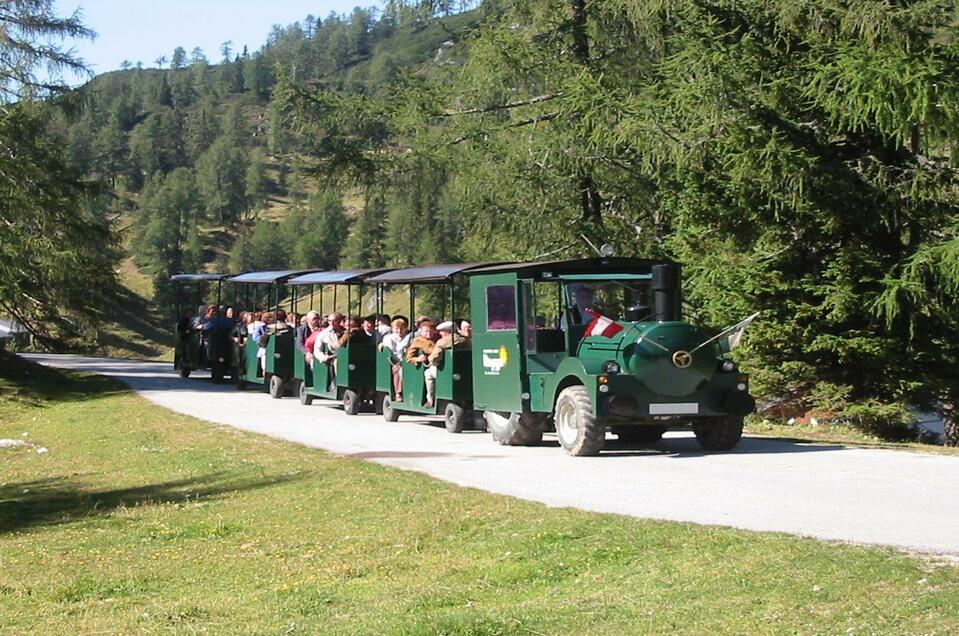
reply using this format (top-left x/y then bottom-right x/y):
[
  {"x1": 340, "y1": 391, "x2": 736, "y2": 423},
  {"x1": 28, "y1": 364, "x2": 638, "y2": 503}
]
[
  {"x1": 1, "y1": 352, "x2": 957, "y2": 634},
  {"x1": 745, "y1": 418, "x2": 959, "y2": 457}
]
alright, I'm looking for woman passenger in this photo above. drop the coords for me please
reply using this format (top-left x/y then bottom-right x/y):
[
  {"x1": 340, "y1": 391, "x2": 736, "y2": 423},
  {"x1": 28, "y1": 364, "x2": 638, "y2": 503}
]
[{"x1": 380, "y1": 318, "x2": 410, "y2": 400}]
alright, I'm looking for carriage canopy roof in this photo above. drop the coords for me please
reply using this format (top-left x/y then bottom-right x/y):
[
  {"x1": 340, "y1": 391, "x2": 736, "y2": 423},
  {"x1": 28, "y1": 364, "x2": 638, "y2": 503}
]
[
  {"x1": 227, "y1": 270, "x2": 320, "y2": 284},
  {"x1": 366, "y1": 262, "x2": 508, "y2": 284},
  {"x1": 287, "y1": 268, "x2": 394, "y2": 285},
  {"x1": 465, "y1": 257, "x2": 675, "y2": 279},
  {"x1": 170, "y1": 273, "x2": 231, "y2": 282}
]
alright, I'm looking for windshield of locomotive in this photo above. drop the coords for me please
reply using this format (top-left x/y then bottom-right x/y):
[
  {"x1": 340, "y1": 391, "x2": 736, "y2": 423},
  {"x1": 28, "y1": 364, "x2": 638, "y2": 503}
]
[{"x1": 532, "y1": 279, "x2": 653, "y2": 330}]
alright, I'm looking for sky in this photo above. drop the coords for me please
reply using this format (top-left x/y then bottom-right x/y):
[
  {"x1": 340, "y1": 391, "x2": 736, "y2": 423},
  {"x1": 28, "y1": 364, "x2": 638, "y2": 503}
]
[{"x1": 54, "y1": 0, "x2": 368, "y2": 78}]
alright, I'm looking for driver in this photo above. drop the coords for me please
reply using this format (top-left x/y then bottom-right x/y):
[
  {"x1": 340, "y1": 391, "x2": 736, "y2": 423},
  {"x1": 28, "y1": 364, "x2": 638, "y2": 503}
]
[{"x1": 561, "y1": 284, "x2": 597, "y2": 329}]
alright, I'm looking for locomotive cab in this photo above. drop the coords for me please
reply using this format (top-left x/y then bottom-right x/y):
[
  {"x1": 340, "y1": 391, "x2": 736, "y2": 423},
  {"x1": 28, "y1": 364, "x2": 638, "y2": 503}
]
[{"x1": 467, "y1": 258, "x2": 756, "y2": 456}]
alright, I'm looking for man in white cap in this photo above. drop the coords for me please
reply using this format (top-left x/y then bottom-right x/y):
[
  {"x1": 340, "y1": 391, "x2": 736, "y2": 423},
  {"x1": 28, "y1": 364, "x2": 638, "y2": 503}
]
[{"x1": 424, "y1": 320, "x2": 467, "y2": 408}]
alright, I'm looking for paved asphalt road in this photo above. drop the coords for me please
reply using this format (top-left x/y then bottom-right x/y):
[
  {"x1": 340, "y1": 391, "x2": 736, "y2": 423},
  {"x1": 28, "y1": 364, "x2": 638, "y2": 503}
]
[{"x1": 23, "y1": 354, "x2": 959, "y2": 555}]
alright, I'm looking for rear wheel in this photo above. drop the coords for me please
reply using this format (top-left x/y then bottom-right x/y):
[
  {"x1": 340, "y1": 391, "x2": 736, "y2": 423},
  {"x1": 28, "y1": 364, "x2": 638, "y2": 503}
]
[
  {"x1": 299, "y1": 381, "x2": 313, "y2": 405},
  {"x1": 554, "y1": 385, "x2": 605, "y2": 456},
  {"x1": 613, "y1": 425, "x2": 667, "y2": 444},
  {"x1": 343, "y1": 389, "x2": 360, "y2": 415},
  {"x1": 268, "y1": 374, "x2": 285, "y2": 399},
  {"x1": 444, "y1": 403, "x2": 468, "y2": 433},
  {"x1": 485, "y1": 410, "x2": 547, "y2": 446},
  {"x1": 693, "y1": 417, "x2": 744, "y2": 451},
  {"x1": 382, "y1": 394, "x2": 400, "y2": 422},
  {"x1": 373, "y1": 392, "x2": 385, "y2": 415},
  {"x1": 179, "y1": 367, "x2": 191, "y2": 379},
  {"x1": 211, "y1": 366, "x2": 224, "y2": 384}
]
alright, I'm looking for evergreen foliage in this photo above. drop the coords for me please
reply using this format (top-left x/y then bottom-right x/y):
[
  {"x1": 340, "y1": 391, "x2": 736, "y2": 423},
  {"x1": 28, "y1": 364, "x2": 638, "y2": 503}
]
[{"x1": 37, "y1": 1, "x2": 959, "y2": 440}]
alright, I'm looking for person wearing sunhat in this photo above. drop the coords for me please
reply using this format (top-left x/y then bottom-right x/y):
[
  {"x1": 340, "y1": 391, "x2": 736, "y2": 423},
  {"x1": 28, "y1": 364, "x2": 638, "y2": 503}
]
[{"x1": 423, "y1": 321, "x2": 468, "y2": 408}]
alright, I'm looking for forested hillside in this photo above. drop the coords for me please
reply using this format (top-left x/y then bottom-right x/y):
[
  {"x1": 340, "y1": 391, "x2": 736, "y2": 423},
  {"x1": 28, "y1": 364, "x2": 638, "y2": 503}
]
[
  {"x1": 15, "y1": 0, "x2": 959, "y2": 442},
  {"x1": 47, "y1": 5, "x2": 479, "y2": 305}
]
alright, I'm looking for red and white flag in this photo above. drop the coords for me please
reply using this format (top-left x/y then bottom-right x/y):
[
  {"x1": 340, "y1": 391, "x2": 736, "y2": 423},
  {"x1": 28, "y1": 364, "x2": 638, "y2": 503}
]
[{"x1": 583, "y1": 307, "x2": 624, "y2": 339}]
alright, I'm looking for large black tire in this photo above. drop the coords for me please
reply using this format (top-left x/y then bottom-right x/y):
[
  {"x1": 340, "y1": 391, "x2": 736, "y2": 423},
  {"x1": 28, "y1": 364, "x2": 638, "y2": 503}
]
[
  {"x1": 373, "y1": 392, "x2": 385, "y2": 415},
  {"x1": 444, "y1": 403, "x2": 468, "y2": 434},
  {"x1": 693, "y1": 417, "x2": 744, "y2": 451},
  {"x1": 343, "y1": 389, "x2": 360, "y2": 415},
  {"x1": 382, "y1": 394, "x2": 400, "y2": 422},
  {"x1": 268, "y1": 374, "x2": 285, "y2": 399},
  {"x1": 211, "y1": 366, "x2": 224, "y2": 384},
  {"x1": 554, "y1": 385, "x2": 605, "y2": 456},
  {"x1": 179, "y1": 367, "x2": 191, "y2": 379},
  {"x1": 613, "y1": 425, "x2": 667, "y2": 444},
  {"x1": 472, "y1": 411, "x2": 488, "y2": 432},
  {"x1": 299, "y1": 381, "x2": 313, "y2": 405},
  {"x1": 485, "y1": 410, "x2": 547, "y2": 446}
]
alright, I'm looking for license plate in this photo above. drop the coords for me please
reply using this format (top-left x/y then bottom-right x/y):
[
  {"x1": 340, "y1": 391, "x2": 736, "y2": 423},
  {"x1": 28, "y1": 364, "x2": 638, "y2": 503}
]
[{"x1": 649, "y1": 402, "x2": 699, "y2": 415}]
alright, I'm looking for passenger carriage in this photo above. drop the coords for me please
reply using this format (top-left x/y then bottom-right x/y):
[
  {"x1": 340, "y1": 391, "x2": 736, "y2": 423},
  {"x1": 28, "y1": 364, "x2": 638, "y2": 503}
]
[
  {"x1": 367, "y1": 263, "x2": 498, "y2": 433},
  {"x1": 287, "y1": 268, "x2": 393, "y2": 414},
  {"x1": 170, "y1": 273, "x2": 232, "y2": 382},
  {"x1": 228, "y1": 269, "x2": 318, "y2": 397}
]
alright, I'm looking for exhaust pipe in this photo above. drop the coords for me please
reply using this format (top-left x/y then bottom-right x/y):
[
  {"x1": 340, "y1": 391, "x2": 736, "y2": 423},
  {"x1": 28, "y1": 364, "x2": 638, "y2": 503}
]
[{"x1": 652, "y1": 264, "x2": 681, "y2": 322}]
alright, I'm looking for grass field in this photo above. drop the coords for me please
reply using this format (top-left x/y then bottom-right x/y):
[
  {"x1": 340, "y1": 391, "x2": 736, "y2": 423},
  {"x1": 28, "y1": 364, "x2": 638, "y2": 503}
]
[{"x1": 2, "y1": 355, "x2": 957, "y2": 634}]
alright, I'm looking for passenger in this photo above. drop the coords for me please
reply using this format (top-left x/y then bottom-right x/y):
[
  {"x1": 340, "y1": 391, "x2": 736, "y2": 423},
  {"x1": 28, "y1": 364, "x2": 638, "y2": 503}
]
[
  {"x1": 424, "y1": 321, "x2": 466, "y2": 408},
  {"x1": 254, "y1": 312, "x2": 272, "y2": 371},
  {"x1": 233, "y1": 311, "x2": 251, "y2": 345},
  {"x1": 361, "y1": 315, "x2": 376, "y2": 340},
  {"x1": 379, "y1": 317, "x2": 410, "y2": 400},
  {"x1": 192, "y1": 304, "x2": 210, "y2": 330},
  {"x1": 249, "y1": 311, "x2": 265, "y2": 336},
  {"x1": 201, "y1": 305, "x2": 233, "y2": 332},
  {"x1": 265, "y1": 309, "x2": 293, "y2": 338},
  {"x1": 339, "y1": 315, "x2": 372, "y2": 348},
  {"x1": 375, "y1": 314, "x2": 392, "y2": 343},
  {"x1": 295, "y1": 310, "x2": 318, "y2": 356},
  {"x1": 313, "y1": 312, "x2": 346, "y2": 388},
  {"x1": 405, "y1": 320, "x2": 438, "y2": 366},
  {"x1": 456, "y1": 319, "x2": 472, "y2": 340},
  {"x1": 225, "y1": 307, "x2": 235, "y2": 321},
  {"x1": 255, "y1": 309, "x2": 292, "y2": 373},
  {"x1": 302, "y1": 312, "x2": 323, "y2": 367}
]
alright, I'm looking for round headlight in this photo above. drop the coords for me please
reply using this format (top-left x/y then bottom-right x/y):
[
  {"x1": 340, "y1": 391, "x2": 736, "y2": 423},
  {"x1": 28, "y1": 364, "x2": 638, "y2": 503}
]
[
  {"x1": 603, "y1": 361, "x2": 621, "y2": 375},
  {"x1": 722, "y1": 360, "x2": 736, "y2": 373}
]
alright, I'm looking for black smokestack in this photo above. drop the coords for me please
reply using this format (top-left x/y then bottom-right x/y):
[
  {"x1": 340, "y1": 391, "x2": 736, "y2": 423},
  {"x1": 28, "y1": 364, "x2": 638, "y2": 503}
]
[{"x1": 651, "y1": 264, "x2": 681, "y2": 321}]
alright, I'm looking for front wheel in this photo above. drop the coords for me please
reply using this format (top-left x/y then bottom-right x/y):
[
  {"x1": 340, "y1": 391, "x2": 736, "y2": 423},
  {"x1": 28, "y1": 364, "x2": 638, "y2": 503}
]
[
  {"x1": 693, "y1": 417, "x2": 744, "y2": 451},
  {"x1": 179, "y1": 367, "x2": 191, "y2": 379},
  {"x1": 343, "y1": 389, "x2": 360, "y2": 415},
  {"x1": 485, "y1": 410, "x2": 547, "y2": 446},
  {"x1": 268, "y1": 374, "x2": 285, "y2": 399},
  {"x1": 211, "y1": 366, "x2": 224, "y2": 384},
  {"x1": 299, "y1": 381, "x2": 313, "y2": 405},
  {"x1": 554, "y1": 385, "x2": 605, "y2": 456},
  {"x1": 444, "y1": 403, "x2": 468, "y2": 433}
]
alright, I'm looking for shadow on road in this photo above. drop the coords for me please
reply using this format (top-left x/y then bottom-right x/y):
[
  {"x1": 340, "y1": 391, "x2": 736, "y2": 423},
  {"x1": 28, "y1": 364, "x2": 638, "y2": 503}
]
[
  {"x1": 0, "y1": 471, "x2": 306, "y2": 534},
  {"x1": 602, "y1": 435, "x2": 846, "y2": 457}
]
